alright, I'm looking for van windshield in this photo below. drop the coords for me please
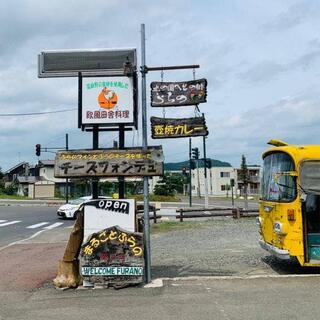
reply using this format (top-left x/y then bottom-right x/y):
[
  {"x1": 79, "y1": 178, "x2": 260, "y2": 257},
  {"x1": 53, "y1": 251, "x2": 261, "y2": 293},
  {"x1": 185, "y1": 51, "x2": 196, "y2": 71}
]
[
  {"x1": 261, "y1": 152, "x2": 296, "y2": 202},
  {"x1": 300, "y1": 160, "x2": 320, "y2": 195}
]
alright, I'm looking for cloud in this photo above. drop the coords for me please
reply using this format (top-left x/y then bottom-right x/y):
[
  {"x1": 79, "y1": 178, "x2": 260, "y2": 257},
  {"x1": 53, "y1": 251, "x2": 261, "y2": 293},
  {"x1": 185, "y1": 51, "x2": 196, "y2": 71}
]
[
  {"x1": 208, "y1": 93, "x2": 320, "y2": 166},
  {"x1": 263, "y1": 1, "x2": 318, "y2": 31}
]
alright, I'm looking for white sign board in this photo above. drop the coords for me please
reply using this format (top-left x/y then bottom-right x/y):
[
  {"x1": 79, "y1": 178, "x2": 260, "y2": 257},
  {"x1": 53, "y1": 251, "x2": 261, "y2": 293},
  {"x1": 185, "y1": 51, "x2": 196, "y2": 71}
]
[
  {"x1": 82, "y1": 76, "x2": 134, "y2": 126},
  {"x1": 83, "y1": 199, "x2": 135, "y2": 240}
]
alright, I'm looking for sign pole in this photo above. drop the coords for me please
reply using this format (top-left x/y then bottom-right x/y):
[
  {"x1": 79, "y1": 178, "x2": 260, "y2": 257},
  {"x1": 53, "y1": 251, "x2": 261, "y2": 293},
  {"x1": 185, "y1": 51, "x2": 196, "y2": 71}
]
[
  {"x1": 118, "y1": 124, "x2": 125, "y2": 198},
  {"x1": 141, "y1": 23, "x2": 151, "y2": 284},
  {"x1": 189, "y1": 138, "x2": 192, "y2": 207},
  {"x1": 92, "y1": 124, "x2": 99, "y2": 199},
  {"x1": 65, "y1": 133, "x2": 69, "y2": 203}
]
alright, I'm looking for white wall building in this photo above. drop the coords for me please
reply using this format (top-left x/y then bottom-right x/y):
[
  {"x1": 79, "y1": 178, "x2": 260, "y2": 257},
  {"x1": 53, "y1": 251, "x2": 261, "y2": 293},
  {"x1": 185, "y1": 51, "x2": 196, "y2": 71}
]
[{"x1": 191, "y1": 166, "x2": 236, "y2": 197}]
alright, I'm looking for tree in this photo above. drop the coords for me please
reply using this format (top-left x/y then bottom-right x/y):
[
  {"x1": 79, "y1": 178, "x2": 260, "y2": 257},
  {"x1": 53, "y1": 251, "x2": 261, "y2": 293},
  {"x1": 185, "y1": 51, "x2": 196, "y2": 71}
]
[
  {"x1": 154, "y1": 172, "x2": 184, "y2": 196},
  {"x1": 239, "y1": 155, "x2": 249, "y2": 209}
]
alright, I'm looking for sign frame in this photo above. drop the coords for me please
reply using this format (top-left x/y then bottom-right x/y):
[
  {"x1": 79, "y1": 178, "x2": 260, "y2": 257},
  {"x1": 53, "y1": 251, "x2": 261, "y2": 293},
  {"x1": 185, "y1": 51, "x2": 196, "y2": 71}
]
[
  {"x1": 54, "y1": 146, "x2": 164, "y2": 178},
  {"x1": 150, "y1": 78, "x2": 207, "y2": 107},
  {"x1": 38, "y1": 48, "x2": 137, "y2": 78},
  {"x1": 150, "y1": 116, "x2": 209, "y2": 139},
  {"x1": 79, "y1": 74, "x2": 138, "y2": 130}
]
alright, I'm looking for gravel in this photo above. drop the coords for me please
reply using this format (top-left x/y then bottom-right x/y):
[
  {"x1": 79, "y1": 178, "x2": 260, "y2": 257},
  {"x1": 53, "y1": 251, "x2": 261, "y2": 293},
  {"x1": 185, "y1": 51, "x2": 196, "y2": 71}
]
[{"x1": 150, "y1": 217, "x2": 320, "y2": 278}]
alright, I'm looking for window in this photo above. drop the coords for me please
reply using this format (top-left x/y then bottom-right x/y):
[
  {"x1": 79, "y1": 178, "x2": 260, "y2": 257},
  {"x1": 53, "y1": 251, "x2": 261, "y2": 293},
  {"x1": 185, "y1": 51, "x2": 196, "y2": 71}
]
[
  {"x1": 261, "y1": 152, "x2": 296, "y2": 202},
  {"x1": 221, "y1": 185, "x2": 226, "y2": 191},
  {"x1": 220, "y1": 172, "x2": 230, "y2": 178}
]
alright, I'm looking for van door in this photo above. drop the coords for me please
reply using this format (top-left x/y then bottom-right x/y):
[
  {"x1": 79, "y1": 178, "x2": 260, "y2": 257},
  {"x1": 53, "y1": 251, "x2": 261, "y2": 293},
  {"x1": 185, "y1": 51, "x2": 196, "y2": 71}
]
[{"x1": 303, "y1": 194, "x2": 320, "y2": 262}]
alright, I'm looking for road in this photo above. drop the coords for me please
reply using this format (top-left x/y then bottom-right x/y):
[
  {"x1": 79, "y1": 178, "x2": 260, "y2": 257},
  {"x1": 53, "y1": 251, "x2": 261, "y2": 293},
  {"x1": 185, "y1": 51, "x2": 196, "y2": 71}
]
[{"x1": 0, "y1": 205, "x2": 74, "y2": 248}]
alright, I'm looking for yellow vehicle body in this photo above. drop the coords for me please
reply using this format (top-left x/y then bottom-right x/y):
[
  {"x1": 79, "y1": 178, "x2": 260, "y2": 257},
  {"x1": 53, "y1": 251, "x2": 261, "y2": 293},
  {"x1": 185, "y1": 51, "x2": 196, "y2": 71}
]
[{"x1": 259, "y1": 140, "x2": 320, "y2": 266}]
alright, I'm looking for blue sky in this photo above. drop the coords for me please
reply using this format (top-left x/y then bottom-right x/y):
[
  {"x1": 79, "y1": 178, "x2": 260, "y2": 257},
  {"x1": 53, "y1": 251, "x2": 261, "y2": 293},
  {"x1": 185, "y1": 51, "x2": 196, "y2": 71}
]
[{"x1": 1, "y1": 0, "x2": 320, "y2": 170}]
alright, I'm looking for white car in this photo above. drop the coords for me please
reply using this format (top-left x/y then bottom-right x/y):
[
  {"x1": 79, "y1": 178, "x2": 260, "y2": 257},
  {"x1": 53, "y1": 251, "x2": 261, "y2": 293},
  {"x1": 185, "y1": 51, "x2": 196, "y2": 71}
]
[{"x1": 57, "y1": 196, "x2": 108, "y2": 219}]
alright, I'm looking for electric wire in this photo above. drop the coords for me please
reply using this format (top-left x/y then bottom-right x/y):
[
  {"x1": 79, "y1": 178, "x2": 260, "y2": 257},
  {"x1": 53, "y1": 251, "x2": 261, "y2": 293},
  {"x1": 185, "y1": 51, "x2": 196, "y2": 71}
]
[{"x1": 0, "y1": 108, "x2": 77, "y2": 117}]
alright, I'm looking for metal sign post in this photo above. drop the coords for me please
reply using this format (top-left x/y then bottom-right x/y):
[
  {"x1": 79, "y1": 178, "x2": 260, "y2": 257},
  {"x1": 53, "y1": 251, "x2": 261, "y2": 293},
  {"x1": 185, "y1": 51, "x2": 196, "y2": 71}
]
[{"x1": 140, "y1": 23, "x2": 151, "y2": 284}]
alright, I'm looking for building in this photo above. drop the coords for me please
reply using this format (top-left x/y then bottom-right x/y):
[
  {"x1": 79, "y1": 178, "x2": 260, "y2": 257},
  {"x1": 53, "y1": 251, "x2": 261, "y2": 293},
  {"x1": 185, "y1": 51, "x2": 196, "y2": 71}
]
[
  {"x1": 191, "y1": 162, "x2": 236, "y2": 197},
  {"x1": 235, "y1": 165, "x2": 261, "y2": 196}
]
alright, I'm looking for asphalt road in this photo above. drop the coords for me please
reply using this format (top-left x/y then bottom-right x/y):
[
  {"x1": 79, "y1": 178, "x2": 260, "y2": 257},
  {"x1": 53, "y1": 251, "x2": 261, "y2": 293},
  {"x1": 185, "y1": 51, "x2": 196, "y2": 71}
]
[{"x1": 0, "y1": 205, "x2": 74, "y2": 248}]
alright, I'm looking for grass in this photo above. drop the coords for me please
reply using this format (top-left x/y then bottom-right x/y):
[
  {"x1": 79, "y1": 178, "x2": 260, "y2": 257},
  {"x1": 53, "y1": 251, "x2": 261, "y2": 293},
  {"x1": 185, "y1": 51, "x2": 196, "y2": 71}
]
[
  {"x1": 132, "y1": 194, "x2": 180, "y2": 202},
  {"x1": 151, "y1": 220, "x2": 203, "y2": 234},
  {"x1": 0, "y1": 194, "x2": 29, "y2": 200}
]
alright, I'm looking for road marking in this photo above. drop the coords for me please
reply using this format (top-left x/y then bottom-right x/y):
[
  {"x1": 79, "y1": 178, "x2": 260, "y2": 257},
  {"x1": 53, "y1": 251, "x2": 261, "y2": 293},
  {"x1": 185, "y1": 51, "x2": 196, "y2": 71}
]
[
  {"x1": 43, "y1": 222, "x2": 64, "y2": 230},
  {"x1": 0, "y1": 220, "x2": 21, "y2": 227},
  {"x1": 0, "y1": 220, "x2": 7, "y2": 223},
  {"x1": 26, "y1": 222, "x2": 49, "y2": 229}
]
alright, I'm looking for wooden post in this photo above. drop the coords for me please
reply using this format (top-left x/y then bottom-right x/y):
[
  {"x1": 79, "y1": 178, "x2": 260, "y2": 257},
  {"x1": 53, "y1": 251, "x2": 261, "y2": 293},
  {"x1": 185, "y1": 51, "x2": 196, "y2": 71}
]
[
  {"x1": 153, "y1": 207, "x2": 157, "y2": 224},
  {"x1": 179, "y1": 209, "x2": 184, "y2": 222}
]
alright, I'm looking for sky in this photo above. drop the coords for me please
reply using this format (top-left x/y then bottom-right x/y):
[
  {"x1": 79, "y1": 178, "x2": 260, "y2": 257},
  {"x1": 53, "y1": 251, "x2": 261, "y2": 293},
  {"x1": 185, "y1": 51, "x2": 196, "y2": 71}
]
[{"x1": 1, "y1": 0, "x2": 320, "y2": 171}]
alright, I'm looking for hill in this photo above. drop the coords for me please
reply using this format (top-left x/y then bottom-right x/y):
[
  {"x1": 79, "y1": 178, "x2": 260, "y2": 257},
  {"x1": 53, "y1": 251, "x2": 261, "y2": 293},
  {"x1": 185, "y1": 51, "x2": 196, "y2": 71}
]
[{"x1": 164, "y1": 159, "x2": 232, "y2": 171}]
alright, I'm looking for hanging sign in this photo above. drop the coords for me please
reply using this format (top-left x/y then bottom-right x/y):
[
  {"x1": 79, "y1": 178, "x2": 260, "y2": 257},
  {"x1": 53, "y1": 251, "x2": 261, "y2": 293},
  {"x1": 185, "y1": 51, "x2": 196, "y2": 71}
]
[
  {"x1": 151, "y1": 116, "x2": 208, "y2": 139},
  {"x1": 150, "y1": 78, "x2": 207, "y2": 107},
  {"x1": 81, "y1": 76, "x2": 137, "y2": 127},
  {"x1": 83, "y1": 199, "x2": 136, "y2": 239},
  {"x1": 80, "y1": 226, "x2": 144, "y2": 287},
  {"x1": 54, "y1": 147, "x2": 164, "y2": 178}
]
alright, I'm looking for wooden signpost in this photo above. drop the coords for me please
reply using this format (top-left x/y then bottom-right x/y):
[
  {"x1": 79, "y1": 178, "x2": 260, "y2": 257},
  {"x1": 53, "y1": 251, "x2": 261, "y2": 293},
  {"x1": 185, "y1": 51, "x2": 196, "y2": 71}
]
[
  {"x1": 54, "y1": 147, "x2": 164, "y2": 178},
  {"x1": 80, "y1": 226, "x2": 144, "y2": 287},
  {"x1": 151, "y1": 116, "x2": 208, "y2": 139},
  {"x1": 150, "y1": 78, "x2": 207, "y2": 107}
]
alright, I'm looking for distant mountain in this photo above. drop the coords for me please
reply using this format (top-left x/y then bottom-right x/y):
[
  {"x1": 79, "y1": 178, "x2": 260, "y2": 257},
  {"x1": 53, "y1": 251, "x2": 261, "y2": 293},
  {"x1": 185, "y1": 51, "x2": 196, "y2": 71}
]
[{"x1": 164, "y1": 159, "x2": 232, "y2": 171}]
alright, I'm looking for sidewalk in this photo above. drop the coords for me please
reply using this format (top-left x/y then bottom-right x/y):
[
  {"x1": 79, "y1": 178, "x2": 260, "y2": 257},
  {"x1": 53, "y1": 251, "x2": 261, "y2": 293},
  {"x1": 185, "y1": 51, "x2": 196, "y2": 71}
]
[{"x1": 1, "y1": 275, "x2": 320, "y2": 319}]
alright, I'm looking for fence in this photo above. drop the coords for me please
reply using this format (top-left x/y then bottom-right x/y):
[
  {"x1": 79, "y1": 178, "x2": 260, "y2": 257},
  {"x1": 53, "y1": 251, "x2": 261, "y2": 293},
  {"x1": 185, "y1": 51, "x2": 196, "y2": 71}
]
[{"x1": 175, "y1": 207, "x2": 259, "y2": 222}]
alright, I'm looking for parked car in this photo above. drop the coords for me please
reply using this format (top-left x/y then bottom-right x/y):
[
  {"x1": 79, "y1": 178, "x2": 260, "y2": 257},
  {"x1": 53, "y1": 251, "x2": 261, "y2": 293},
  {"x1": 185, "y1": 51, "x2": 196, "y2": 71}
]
[{"x1": 57, "y1": 196, "x2": 108, "y2": 219}]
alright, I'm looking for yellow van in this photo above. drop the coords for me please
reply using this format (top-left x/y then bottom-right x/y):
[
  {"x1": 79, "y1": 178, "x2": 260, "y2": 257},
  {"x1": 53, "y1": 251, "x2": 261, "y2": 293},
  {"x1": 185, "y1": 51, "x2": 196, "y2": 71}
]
[{"x1": 258, "y1": 139, "x2": 320, "y2": 266}]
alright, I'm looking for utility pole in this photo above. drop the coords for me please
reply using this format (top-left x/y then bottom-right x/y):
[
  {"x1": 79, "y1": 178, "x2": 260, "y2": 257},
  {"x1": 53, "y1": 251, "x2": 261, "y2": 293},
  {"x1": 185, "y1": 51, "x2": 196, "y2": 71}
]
[
  {"x1": 203, "y1": 135, "x2": 209, "y2": 208},
  {"x1": 141, "y1": 23, "x2": 151, "y2": 284},
  {"x1": 65, "y1": 133, "x2": 69, "y2": 203},
  {"x1": 189, "y1": 138, "x2": 192, "y2": 207}
]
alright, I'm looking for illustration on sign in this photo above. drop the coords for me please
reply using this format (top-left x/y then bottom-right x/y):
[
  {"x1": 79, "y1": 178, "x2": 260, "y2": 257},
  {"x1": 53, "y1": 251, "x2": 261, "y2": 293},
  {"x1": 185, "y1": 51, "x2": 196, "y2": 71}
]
[
  {"x1": 151, "y1": 116, "x2": 208, "y2": 139},
  {"x1": 81, "y1": 76, "x2": 136, "y2": 126},
  {"x1": 54, "y1": 147, "x2": 164, "y2": 178},
  {"x1": 150, "y1": 78, "x2": 207, "y2": 107},
  {"x1": 80, "y1": 226, "x2": 144, "y2": 286}
]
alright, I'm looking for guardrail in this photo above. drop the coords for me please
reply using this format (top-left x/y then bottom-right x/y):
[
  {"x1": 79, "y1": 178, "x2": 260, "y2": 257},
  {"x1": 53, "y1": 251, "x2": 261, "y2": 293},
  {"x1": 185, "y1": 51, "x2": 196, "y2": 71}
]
[{"x1": 176, "y1": 207, "x2": 259, "y2": 222}]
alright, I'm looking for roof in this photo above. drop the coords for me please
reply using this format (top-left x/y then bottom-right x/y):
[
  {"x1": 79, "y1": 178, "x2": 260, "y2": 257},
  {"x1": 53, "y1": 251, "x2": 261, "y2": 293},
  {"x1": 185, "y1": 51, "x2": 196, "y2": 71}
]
[
  {"x1": 38, "y1": 160, "x2": 55, "y2": 166},
  {"x1": 17, "y1": 176, "x2": 39, "y2": 184},
  {"x1": 5, "y1": 162, "x2": 29, "y2": 174}
]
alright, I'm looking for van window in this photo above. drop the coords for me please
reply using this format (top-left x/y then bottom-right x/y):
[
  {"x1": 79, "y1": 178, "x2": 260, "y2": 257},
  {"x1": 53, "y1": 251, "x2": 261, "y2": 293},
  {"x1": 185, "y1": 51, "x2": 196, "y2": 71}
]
[{"x1": 261, "y1": 152, "x2": 296, "y2": 202}]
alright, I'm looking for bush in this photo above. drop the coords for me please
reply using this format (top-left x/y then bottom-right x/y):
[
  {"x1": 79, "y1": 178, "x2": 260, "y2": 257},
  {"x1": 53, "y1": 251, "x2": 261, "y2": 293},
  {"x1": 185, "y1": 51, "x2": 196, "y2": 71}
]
[{"x1": 5, "y1": 184, "x2": 18, "y2": 195}]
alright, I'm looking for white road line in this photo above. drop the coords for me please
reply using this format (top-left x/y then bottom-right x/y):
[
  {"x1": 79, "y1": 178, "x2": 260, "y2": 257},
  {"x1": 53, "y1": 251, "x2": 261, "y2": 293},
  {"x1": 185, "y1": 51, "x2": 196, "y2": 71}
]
[
  {"x1": 0, "y1": 220, "x2": 7, "y2": 223},
  {"x1": 0, "y1": 220, "x2": 21, "y2": 227},
  {"x1": 43, "y1": 222, "x2": 64, "y2": 230},
  {"x1": 26, "y1": 222, "x2": 49, "y2": 229}
]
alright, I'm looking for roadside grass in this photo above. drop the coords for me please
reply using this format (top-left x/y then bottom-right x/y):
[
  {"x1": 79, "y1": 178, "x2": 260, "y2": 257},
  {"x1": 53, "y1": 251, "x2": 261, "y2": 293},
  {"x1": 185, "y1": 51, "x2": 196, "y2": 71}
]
[
  {"x1": 0, "y1": 194, "x2": 29, "y2": 200},
  {"x1": 151, "y1": 220, "x2": 204, "y2": 234},
  {"x1": 133, "y1": 194, "x2": 181, "y2": 202}
]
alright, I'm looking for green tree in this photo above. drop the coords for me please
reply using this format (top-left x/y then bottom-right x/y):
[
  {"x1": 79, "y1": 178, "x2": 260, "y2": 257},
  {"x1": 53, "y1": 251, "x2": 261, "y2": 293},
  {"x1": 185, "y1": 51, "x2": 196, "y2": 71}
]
[
  {"x1": 239, "y1": 155, "x2": 249, "y2": 209},
  {"x1": 154, "y1": 172, "x2": 184, "y2": 196}
]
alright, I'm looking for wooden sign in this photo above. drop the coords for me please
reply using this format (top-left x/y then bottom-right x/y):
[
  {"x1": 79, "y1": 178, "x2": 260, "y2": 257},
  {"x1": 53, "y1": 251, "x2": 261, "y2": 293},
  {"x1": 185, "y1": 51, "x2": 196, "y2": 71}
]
[
  {"x1": 84, "y1": 199, "x2": 136, "y2": 239},
  {"x1": 54, "y1": 147, "x2": 164, "y2": 178},
  {"x1": 80, "y1": 226, "x2": 144, "y2": 287},
  {"x1": 151, "y1": 116, "x2": 208, "y2": 139},
  {"x1": 150, "y1": 78, "x2": 207, "y2": 107}
]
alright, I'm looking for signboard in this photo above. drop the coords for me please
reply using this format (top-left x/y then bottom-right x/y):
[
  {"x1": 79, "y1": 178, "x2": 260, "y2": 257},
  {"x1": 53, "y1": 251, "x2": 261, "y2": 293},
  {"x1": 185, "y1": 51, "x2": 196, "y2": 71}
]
[
  {"x1": 83, "y1": 199, "x2": 135, "y2": 239},
  {"x1": 81, "y1": 76, "x2": 136, "y2": 127},
  {"x1": 151, "y1": 116, "x2": 208, "y2": 139},
  {"x1": 80, "y1": 226, "x2": 144, "y2": 287},
  {"x1": 150, "y1": 78, "x2": 207, "y2": 107},
  {"x1": 54, "y1": 147, "x2": 164, "y2": 178},
  {"x1": 38, "y1": 48, "x2": 137, "y2": 77}
]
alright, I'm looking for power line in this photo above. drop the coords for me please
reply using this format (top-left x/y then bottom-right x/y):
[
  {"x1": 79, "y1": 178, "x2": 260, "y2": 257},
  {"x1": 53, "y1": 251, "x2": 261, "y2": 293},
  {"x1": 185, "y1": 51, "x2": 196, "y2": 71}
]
[{"x1": 0, "y1": 108, "x2": 77, "y2": 117}]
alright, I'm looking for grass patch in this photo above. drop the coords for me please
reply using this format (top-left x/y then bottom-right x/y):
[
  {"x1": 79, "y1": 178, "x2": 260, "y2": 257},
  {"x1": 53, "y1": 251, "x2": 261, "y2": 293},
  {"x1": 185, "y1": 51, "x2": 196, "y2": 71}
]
[
  {"x1": 133, "y1": 194, "x2": 180, "y2": 202},
  {"x1": 151, "y1": 220, "x2": 202, "y2": 234},
  {"x1": 0, "y1": 194, "x2": 29, "y2": 200}
]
